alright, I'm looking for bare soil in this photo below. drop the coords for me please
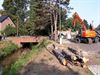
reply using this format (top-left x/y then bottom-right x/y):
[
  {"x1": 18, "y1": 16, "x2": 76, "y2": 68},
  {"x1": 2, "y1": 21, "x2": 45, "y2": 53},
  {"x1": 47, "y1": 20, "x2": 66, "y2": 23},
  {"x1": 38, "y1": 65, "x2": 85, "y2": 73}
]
[{"x1": 19, "y1": 43, "x2": 92, "y2": 75}]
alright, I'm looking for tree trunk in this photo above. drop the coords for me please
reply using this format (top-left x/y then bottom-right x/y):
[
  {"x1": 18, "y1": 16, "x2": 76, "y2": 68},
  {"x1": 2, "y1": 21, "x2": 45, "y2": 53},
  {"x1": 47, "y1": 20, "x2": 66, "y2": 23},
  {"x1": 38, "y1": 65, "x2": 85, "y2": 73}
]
[
  {"x1": 17, "y1": 17, "x2": 19, "y2": 36},
  {"x1": 50, "y1": 15, "x2": 53, "y2": 36},
  {"x1": 54, "y1": 11, "x2": 58, "y2": 41},
  {"x1": 59, "y1": 0, "x2": 61, "y2": 30}
]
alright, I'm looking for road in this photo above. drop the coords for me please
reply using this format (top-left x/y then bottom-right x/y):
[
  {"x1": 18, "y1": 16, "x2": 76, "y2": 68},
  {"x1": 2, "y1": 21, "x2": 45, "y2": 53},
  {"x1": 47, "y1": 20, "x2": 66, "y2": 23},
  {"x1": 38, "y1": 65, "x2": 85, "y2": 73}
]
[{"x1": 67, "y1": 42, "x2": 100, "y2": 53}]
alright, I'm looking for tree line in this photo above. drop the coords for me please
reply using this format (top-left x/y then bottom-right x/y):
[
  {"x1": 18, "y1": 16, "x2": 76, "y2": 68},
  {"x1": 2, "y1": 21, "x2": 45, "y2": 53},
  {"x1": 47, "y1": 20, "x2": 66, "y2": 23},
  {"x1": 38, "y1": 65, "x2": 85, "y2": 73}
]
[
  {"x1": 0, "y1": 0, "x2": 90, "y2": 37},
  {"x1": 0, "y1": 0, "x2": 71, "y2": 36},
  {"x1": 65, "y1": 18, "x2": 90, "y2": 32}
]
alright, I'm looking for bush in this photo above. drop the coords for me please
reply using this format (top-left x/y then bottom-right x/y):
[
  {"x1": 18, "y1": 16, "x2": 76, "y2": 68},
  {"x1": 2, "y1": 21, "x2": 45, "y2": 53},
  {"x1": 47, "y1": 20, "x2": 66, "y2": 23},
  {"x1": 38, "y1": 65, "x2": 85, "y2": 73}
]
[
  {"x1": 3, "y1": 39, "x2": 51, "y2": 75},
  {"x1": 2, "y1": 25, "x2": 17, "y2": 36},
  {"x1": 0, "y1": 41, "x2": 18, "y2": 60}
]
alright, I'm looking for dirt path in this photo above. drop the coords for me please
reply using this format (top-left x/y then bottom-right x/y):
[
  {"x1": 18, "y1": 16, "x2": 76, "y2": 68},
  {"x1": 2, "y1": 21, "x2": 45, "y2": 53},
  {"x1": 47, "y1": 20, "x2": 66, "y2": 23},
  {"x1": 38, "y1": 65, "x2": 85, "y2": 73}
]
[{"x1": 19, "y1": 44, "x2": 92, "y2": 75}]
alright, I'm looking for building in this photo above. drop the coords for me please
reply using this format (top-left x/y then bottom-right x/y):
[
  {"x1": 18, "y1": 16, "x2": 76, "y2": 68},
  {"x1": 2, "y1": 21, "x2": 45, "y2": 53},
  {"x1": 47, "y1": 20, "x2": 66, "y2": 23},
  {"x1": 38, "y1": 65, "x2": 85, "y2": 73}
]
[{"x1": 0, "y1": 15, "x2": 15, "y2": 31}]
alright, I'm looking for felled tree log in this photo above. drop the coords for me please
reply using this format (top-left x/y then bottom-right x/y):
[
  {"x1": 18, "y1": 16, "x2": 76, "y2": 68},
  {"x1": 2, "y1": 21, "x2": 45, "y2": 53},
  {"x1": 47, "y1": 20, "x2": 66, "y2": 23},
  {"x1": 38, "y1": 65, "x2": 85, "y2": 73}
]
[
  {"x1": 61, "y1": 50, "x2": 77, "y2": 61},
  {"x1": 68, "y1": 47, "x2": 89, "y2": 64},
  {"x1": 52, "y1": 50, "x2": 68, "y2": 66}
]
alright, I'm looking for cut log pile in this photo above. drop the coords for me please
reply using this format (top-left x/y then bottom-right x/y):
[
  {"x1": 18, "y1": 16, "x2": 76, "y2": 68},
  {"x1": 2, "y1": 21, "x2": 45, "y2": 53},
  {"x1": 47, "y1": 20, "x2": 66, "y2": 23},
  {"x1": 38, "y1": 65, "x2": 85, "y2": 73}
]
[{"x1": 52, "y1": 44, "x2": 89, "y2": 68}]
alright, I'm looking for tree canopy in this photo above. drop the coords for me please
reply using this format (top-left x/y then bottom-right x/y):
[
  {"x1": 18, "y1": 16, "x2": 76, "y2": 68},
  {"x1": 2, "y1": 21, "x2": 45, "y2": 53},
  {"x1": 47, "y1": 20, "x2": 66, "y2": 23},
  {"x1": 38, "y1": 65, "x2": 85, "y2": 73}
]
[{"x1": 2, "y1": 0, "x2": 71, "y2": 36}]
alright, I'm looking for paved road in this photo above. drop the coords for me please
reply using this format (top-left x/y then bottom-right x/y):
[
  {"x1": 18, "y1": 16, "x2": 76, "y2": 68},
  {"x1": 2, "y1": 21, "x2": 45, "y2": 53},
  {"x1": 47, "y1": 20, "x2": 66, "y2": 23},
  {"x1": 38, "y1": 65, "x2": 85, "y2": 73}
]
[{"x1": 74, "y1": 42, "x2": 100, "y2": 52}]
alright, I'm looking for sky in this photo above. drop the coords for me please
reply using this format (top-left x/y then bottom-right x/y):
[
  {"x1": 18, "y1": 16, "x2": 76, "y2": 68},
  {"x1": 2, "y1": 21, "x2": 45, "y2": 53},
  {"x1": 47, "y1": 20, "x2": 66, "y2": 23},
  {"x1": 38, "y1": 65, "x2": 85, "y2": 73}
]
[
  {"x1": 0, "y1": 0, "x2": 3, "y2": 9},
  {"x1": 68, "y1": 0, "x2": 100, "y2": 27},
  {"x1": 0, "y1": 0, "x2": 100, "y2": 27}
]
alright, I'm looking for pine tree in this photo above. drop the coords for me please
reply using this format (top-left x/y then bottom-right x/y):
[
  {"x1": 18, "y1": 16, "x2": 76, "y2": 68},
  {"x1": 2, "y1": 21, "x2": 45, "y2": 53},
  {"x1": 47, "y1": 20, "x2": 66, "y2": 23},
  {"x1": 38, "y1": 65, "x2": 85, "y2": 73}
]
[{"x1": 2, "y1": 0, "x2": 29, "y2": 35}]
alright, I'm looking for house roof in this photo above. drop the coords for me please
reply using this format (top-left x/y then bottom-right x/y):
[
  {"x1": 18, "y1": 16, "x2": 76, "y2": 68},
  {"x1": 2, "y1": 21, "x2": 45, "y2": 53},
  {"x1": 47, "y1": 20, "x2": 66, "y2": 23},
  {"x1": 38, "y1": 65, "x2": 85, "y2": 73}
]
[{"x1": 0, "y1": 15, "x2": 8, "y2": 23}]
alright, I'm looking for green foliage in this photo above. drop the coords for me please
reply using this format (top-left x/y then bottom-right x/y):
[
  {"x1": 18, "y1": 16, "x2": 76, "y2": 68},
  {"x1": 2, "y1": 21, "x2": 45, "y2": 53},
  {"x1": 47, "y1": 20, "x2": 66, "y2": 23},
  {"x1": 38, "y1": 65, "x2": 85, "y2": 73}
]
[
  {"x1": 29, "y1": 0, "x2": 51, "y2": 35},
  {"x1": 2, "y1": 25, "x2": 16, "y2": 36},
  {"x1": 75, "y1": 20, "x2": 81, "y2": 31},
  {"x1": 25, "y1": 22, "x2": 35, "y2": 35},
  {"x1": 83, "y1": 19, "x2": 89, "y2": 29},
  {"x1": 3, "y1": 39, "x2": 51, "y2": 75},
  {"x1": 29, "y1": 0, "x2": 37, "y2": 35},
  {"x1": 66, "y1": 18, "x2": 73, "y2": 29},
  {"x1": 2, "y1": 0, "x2": 29, "y2": 22},
  {"x1": 60, "y1": 8, "x2": 68, "y2": 30},
  {"x1": 29, "y1": 0, "x2": 71, "y2": 35},
  {"x1": 18, "y1": 25, "x2": 28, "y2": 36},
  {"x1": 0, "y1": 10, "x2": 7, "y2": 15},
  {"x1": 2, "y1": 0, "x2": 71, "y2": 36},
  {"x1": 0, "y1": 41, "x2": 18, "y2": 60},
  {"x1": 65, "y1": 18, "x2": 81, "y2": 31},
  {"x1": 2, "y1": 0, "x2": 17, "y2": 23},
  {"x1": 2, "y1": 0, "x2": 29, "y2": 36},
  {"x1": 51, "y1": 0, "x2": 72, "y2": 31}
]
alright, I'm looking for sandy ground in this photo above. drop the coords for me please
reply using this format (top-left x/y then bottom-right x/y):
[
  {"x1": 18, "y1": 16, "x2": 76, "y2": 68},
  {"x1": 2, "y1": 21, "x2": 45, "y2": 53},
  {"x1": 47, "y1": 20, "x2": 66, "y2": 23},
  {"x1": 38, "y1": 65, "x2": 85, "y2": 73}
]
[
  {"x1": 19, "y1": 43, "x2": 93, "y2": 75},
  {"x1": 64, "y1": 41, "x2": 100, "y2": 65}
]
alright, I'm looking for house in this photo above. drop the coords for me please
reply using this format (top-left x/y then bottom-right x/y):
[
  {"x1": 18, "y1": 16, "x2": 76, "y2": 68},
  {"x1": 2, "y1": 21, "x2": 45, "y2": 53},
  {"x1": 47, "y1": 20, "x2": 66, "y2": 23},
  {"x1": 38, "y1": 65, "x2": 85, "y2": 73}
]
[{"x1": 0, "y1": 15, "x2": 15, "y2": 31}]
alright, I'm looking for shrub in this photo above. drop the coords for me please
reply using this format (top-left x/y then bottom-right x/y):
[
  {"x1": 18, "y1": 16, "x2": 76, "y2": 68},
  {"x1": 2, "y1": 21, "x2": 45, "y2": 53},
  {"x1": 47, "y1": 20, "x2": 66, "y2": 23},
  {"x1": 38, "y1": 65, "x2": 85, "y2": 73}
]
[
  {"x1": 3, "y1": 39, "x2": 51, "y2": 75},
  {"x1": 0, "y1": 41, "x2": 18, "y2": 60},
  {"x1": 2, "y1": 24, "x2": 16, "y2": 36}
]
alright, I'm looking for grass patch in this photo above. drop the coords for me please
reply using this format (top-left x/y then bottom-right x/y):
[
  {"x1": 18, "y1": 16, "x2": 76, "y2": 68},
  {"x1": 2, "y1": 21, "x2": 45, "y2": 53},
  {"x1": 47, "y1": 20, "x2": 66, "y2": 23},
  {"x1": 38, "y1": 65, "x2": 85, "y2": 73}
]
[
  {"x1": 0, "y1": 41, "x2": 19, "y2": 60},
  {"x1": 3, "y1": 39, "x2": 51, "y2": 75}
]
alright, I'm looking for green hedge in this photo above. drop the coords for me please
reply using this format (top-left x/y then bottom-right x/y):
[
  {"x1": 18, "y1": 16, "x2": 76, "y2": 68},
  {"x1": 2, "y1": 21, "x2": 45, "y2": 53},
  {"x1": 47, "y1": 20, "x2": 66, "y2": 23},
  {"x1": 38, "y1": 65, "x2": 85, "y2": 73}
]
[{"x1": 0, "y1": 41, "x2": 18, "y2": 60}]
